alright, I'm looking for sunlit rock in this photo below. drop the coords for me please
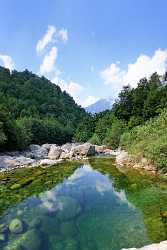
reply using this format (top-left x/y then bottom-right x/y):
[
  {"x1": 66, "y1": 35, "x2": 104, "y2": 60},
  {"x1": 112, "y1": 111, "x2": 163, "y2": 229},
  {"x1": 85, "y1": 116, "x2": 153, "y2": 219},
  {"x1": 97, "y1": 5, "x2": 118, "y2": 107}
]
[
  {"x1": 48, "y1": 145, "x2": 62, "y2": 160},
  {"x1": 9, "y1": 218, "x2": 24, "y2": 234}
]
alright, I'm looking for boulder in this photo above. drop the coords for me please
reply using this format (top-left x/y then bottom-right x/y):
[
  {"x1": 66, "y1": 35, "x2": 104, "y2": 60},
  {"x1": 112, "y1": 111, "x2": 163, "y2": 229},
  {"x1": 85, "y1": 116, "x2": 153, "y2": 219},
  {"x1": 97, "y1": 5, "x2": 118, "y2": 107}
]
[
  {"x1": 24, "y1": 144, "x2": 48, "y2": 159},
  {"x1": 0, "y1": 233, "x2": 6, "y2": 242},
  {"x1": 60, "y1": 152, "x2": 71, "y2": 160},
  {"x1": 61, "y1": 143, "x2": 73, "y2": 153},
  {"x1": 95, "y1": 145, "x2": 107, "y2": 154},
  {"x1": 5, "y1": 229, "x2": 42, "y2": 250},
  {"x1": 9, "y1": 218, "x2": 24, "y2": 234},
  {"x1": 48, "y1": 145, "x2": 62, "y2": 160},
  {"x1": 0, "y1": 156, "x2": 35, "y2": 171},
  {"x1": 116, "y1": 150, "x2": 129, "y2": 166},
  {"x1": 38, "y1": 159, "x2": 62, "y2": 166},
  {"x1": 71, "y1": 143, "x2": 95, "y2": 157}
]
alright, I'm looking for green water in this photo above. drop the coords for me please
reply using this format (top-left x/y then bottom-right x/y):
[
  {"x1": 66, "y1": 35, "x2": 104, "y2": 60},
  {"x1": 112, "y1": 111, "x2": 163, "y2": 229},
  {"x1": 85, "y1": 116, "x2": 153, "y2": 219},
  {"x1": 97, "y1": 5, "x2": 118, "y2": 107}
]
[{"x1": 0, "y1": 158, "x2": 167, "y2": 250}]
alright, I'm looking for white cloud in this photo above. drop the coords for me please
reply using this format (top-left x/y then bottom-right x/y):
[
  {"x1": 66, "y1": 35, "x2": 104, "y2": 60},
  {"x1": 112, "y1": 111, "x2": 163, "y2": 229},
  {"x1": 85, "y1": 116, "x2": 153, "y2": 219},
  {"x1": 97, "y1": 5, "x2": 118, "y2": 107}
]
[
  {"x1": 52, "y1": 76, "x2": 99, "y2": 107},
  {"x1": 0, "y1": 54, "x2": 14, "y2": 71},
  {"x1": 58, "y1": 29, "x2": 68, "y2": 43},
  {"x1": 36, "y1": 25, "x2": 56, "y2": 53},
  {"x1": 80, "y1": 95, "x2": 99, "y2": 107},
  {"x1": 101, "y1": 63, "x2": 125, "y2": 85},
  {"x1": 36, "y1": 26, "x2": 68, "y2": 54},
  {"x1": 40, "y1": 47, "x2": 58, "y2": 75},
  {"x1": 52, "y1": 76, "x2": 83, "y2": 100},
  {"x1": 101, "y1": 49, "x2": 167, "y2": 88}
]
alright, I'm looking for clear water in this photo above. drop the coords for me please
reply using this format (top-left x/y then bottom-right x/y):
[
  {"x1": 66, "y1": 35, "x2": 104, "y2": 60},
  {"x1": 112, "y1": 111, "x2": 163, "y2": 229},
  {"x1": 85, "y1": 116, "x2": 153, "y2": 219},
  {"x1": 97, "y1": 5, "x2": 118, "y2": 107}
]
[{"x1": 0, "y1": 158, "x2": 167, "y2": 250}]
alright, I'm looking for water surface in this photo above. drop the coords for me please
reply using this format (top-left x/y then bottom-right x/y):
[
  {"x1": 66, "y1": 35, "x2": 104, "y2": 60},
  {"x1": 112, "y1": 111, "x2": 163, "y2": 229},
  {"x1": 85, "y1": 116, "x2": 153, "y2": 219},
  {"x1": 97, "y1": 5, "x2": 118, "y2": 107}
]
[{"x1": 0, "y1": 158, "x2": 167, "y2": 250}]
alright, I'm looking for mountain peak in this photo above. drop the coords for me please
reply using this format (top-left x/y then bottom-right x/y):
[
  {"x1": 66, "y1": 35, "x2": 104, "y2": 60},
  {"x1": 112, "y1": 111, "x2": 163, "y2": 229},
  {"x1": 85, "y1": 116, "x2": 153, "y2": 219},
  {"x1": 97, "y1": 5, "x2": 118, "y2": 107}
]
[{"x1": 85, "y1": 97, "x2": 114, "y2": 114}]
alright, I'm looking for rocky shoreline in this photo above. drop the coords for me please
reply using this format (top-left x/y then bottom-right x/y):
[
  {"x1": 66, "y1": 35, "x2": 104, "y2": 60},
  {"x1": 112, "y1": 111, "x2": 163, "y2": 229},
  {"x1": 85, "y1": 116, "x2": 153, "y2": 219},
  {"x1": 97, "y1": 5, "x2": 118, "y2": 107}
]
[
  {"x1": 116, "y1": 150, "x2": 157, "y2": 174},
  {"x1": 0, "y1": 143, "x2": 117, "y2": 172},
  {"x1": 122, "y1": 240, "x2": 167, "y2": 249}
]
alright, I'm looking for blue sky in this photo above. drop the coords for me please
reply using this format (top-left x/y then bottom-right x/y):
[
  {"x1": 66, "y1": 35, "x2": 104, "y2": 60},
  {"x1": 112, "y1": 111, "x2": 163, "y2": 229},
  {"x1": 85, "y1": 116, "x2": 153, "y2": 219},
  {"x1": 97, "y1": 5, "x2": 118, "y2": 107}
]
[{"x1": 0, "y1": 0, "x2": 167, "y2": 106}]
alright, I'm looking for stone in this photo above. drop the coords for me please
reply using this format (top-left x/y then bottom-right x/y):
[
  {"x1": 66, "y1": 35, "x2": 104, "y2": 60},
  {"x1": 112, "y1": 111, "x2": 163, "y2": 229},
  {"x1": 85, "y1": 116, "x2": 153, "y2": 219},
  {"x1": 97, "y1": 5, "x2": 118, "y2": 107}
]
[
  {"x1": 95, "y1": 145, "x2": 108, "y2": 154},
  {"x1": 48, "y1": 145, "x2": 62, "y2": 160},
  {"x1": 25, "y1": 144, "x2": 48, "y2": 159},
  {"x1": 60, "y1": 151, "x2": 71, "y2": 160},
  {"x1": 122, "y1": 240, "x2": 167, "y2": 249},
  {"x1": 116, "y1": 150, "x2": 129, "y2": 166},
  {"x1": 21, "y1": 229, "x2": 41, "y2": 250},
  {"x1": 57, "y1": 196, "x2": 81, "y2": 221},
  {"x1": 61, "y1": 143, "x2": 73, "y2": 153},
  {"x1": 4, "y1": 229, "x2": 41, "y2": 250},
  {"x1": 38, "y1": 158, "x2": 62, "y2": 166},
  {"x1": 0, "y1": 223, "x2": 8, "y2": 233},
  {"x1": 71, "y1": 143, "x2": 95, "y2": 157},
  {"x1": 9, "y1": 218, "x2": 24, "y2": 234},
  {"x1": 0, "y1": 233, "x2": 6, "y2": 242}
]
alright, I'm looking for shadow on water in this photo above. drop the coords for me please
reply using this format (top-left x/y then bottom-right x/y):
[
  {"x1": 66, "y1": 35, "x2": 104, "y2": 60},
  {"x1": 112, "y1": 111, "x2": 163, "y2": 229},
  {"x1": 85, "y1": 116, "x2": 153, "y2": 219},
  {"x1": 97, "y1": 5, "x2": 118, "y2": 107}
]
[{"x1": 0, "y1": 157, "x2": 167, "y2": 250}]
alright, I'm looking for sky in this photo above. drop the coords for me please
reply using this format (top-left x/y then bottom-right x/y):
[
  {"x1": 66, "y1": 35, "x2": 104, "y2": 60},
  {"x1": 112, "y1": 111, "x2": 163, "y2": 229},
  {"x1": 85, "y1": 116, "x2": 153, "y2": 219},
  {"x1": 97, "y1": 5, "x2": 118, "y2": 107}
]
[{"x1": 0, "y1": 0, "x2": 167, "y2": 107}]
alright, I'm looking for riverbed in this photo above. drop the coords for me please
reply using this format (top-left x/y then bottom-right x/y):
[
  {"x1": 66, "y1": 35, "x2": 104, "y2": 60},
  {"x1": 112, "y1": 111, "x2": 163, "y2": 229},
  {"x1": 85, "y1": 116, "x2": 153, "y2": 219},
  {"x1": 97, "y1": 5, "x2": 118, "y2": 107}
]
[{"x1": 0, "y1": 158, "x2": 167, "y2": 250}]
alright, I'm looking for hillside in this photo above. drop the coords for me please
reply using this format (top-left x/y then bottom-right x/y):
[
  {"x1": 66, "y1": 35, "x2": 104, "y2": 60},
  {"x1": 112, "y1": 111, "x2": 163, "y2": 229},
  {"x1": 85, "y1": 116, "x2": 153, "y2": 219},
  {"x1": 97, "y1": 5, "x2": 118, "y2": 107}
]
[
  {"x1": 85, "y1": 97, "x2": 114, "y2": 114},
  {"x1": 120, "y1": 109, "x2": 167, "y2": 171},
  {"x1": 75, "y1": 72, "x2": 167, "y2": 171},
  {"x1": 0, "y1": 66, "x2": 88, "y2": 150}
]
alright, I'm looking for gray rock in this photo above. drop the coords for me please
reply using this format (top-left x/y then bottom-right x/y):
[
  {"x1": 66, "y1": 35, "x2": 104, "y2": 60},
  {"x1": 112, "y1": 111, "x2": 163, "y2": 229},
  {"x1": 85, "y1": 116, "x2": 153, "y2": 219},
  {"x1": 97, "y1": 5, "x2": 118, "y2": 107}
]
[
  {"x1": 48, "y1": 145, "x2": 62, "y2": 160},
  {"x1": 60, "y1": 151, "x2": 71, "y2": 160},
  {"x1": 95, "y1": 145, "x2": 107, "y2": 154},
  {"x1": 24, "y1": 144, "x2": 48, "y2": 159},
  {"x1": 9, "y1": 218, "x2": 24, "y2": 234},
  {"x1": 38, "y1": 158, "x2": 62, "y2": 166},
  {"x1": 71, "y1": 143, "x2": 95, "y2": 157},
  {"x1": 0, "y1": 155, "x2": 35, "y2": 171},
  {"x1": 61, "y1": 143, "x2": 73, "y2": 153}
]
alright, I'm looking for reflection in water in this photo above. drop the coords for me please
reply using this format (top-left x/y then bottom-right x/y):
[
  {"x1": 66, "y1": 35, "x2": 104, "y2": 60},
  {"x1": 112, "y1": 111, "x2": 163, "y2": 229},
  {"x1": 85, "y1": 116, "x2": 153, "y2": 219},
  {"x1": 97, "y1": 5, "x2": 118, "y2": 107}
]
[{"x1": 0, "y1": 158, "x2": 167, "y2": 250}]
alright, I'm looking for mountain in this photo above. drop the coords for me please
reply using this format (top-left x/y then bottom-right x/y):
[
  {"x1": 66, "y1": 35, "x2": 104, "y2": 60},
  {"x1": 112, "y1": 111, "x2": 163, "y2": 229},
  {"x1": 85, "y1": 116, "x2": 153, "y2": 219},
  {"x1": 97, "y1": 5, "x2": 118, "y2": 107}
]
[
  {"x1": 0, "y1": 66, "x2": 88, "y2": 150},
  {"x1": 85, "y1": 98, "x2": 114, "y2": 114}
]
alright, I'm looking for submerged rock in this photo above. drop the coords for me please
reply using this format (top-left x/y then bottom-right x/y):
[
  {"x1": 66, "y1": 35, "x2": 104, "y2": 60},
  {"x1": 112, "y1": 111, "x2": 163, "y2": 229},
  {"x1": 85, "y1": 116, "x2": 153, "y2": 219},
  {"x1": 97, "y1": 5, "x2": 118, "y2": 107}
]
[
  {"x1": 4, "y1": 229, "x2": 41, "y2": 250},
  {"x1": 57, "y1": 196, "x2": 81, "y2": 221},
  {"x1": 0, "y1": 223, "x2": 8, "y2": 233},
  {"x1": 0, "y1": 233, "x2": 6, "y2": 242},
  {"x1": 20, "y1": 229, "x2": 42, "y2": 250},
  {"x1": 9, "y1": 218, "x2": 24, "y2": 234}
]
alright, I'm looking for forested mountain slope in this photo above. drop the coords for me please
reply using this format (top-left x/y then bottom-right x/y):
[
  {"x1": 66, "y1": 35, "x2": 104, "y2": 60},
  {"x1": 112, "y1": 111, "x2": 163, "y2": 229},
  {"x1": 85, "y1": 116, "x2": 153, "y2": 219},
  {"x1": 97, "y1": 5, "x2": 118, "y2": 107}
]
[{"x1": 0, "y1": 66, "x2": 88, "y2": 150}]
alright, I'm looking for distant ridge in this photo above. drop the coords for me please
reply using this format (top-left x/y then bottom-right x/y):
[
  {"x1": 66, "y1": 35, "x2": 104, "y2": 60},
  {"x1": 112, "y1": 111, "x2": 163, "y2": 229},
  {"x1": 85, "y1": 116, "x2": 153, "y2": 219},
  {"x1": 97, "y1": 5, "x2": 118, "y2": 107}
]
[{"x1": 85, "y1": 97, "x2": 114, "y2": 114}]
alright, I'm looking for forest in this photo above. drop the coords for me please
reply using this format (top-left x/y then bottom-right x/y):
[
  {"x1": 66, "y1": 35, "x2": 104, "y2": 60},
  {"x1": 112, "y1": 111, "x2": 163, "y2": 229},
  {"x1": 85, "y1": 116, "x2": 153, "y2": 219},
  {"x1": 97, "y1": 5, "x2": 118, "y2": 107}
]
[
  {"x1": 0, "y1": 66, "x2": 88, "y2": 150},
  {"x1": 0, "y1": 66, "x2": 167, "y2": 170},
  {"x1": 75, "y1": 72, "x2": 167, "y2": 170}
]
